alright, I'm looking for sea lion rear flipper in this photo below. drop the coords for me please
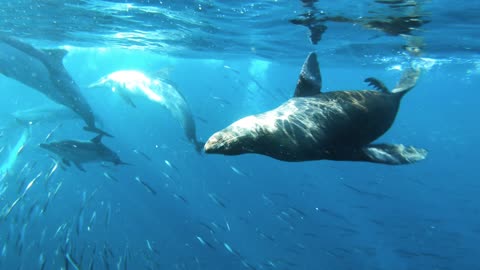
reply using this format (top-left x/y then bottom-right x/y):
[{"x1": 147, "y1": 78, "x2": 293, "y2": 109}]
[
  {"x1": 391, "y1": 68, "x2": 421, "y2": 95},
  {"x1": 361, "y1": 144, "x2": 427, "y2": 165},
  {"x1": 364, "y1": 78, "x2": 389, "y2": 93},
  {"x1": 294, "y1": 52, "x2": 322, "y2": 97}
]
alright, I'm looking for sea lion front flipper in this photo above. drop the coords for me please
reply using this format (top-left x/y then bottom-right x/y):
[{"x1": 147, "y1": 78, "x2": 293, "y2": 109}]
[
  {"x1": 364, "y1": 77, "x2": 389, "y2": 93},
  {"x1": 361, "y1": 144, "x2": 427, "y2": 165}
]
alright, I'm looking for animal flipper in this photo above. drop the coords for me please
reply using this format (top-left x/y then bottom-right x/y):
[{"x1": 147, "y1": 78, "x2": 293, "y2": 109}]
[
  {"x1": 118, "y1": 91, "x2": 136, "y2": 108},
  {"x1": 74, "y1": 162, "x2": 86, "y2": 172},
  {"x1": 62, "y1": 158, "x2": 71, "y2": 167},
  {"x1": 42, "y1": 49, "x2": 68, "y2": 66},
  {"x1": 293, "y1": 52, "x2": 322, "y2": 97},
  {"x1": 83, "y1": 126, "x2": 113, "y2": 138},
  {"x1": 114, "y1": 160, "x2": 132, "y2": 166},
  {"x1": 364, "y1": 78, "x2": 389, "y2": 93},
  {"x1": 193, "y1": 140, "x2": 205, "y2": 154},
  {"x1": 391, "y1": 68, "x2": 421, "y2": 96},
  {"x1": 361, "y1": 144, "x2": 427, "y2": 165},
  {"x1": 90, "y1": 134, "x2": 103, "y2": 144}
]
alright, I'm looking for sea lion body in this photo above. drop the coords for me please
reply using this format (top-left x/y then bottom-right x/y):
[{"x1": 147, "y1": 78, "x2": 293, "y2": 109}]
[{"x1": 205, "y1": 53, "x2": 426, "y2": 165}]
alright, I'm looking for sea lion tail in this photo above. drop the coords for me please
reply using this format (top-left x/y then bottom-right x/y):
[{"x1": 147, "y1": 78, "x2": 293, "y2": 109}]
[{"x1": 391, "y1": 68, "x2": 421, "y2": 97}]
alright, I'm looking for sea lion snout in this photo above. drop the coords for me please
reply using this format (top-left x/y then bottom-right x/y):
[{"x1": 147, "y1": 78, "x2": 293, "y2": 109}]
[
  {"x1": 204, "y1": 128, "x2": 246, "y2": 155},
  {"x1": 204, "y1": 132, "x2": 223, "y2": 153}
]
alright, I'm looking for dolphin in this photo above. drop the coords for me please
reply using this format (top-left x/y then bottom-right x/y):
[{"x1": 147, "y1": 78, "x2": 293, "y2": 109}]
[
  {"x1": 0, "y1": 36, "x2": 112, "y2": 137},
  {"x1": 11, "y1": 105, "x2": 80, "y2": 126},
  {"x1": 89, "y1": 70, "x2": 204, "y2": 152},
  {"x1": 39, "y1": 135, "x2": 128, "y2": 172},
  {"x1": 204, "y1": 52, "x2": 427, "y2": 165}
]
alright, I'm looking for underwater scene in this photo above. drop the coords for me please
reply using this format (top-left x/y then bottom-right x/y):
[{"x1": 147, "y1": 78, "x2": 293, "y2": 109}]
[{"x1": 0, "y1": 0, "x2": 479, "y2": 269}]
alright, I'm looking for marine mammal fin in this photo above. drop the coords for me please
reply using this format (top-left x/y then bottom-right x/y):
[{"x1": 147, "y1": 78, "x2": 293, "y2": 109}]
[
  {"x1": 114, "y1": 159, "x2": 132, "y2": 166},
  {"x1": 42, "y1": 49, "x2": 68, "y2": 64},
  {"x1": 91, "y1": 134, "x2": 103, "y2": 144},
  {"x1": 361, "y1": 144, "x2": 427, "y2": 165},
  {"x1": 62, "y1": 158, "x2": 71, "y2": 167},
  {"x1": 84, "y1": 126, "x2": 113, "y2": 138},
  {"x1": 74, "y1": 162, "x2": 86, "y2": 172},
  {"x1": 294, "y1": 52, "x2": 322, "y2": 97},
  {"x1": 194, "y1": 140, "x2": 205, "y2": 154},
  {"x1": 391, "y1": 68, "x2": 420, "y2": 96},
  {"x1": 118, "y1": 91, "x2": 137, "y2": 108},
  {"x1": 364, "y1": 78, "x2": 389, "y2": 93}
]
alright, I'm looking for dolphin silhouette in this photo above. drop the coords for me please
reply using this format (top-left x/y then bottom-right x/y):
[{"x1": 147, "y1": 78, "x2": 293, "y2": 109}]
[
  {"x1": 40, "y1": 135, "x2": 129, "y2": 172},
  {"x1": 90, "y1": 70, "x2": 204, "y2": 152},
  {"x1": 0, "y1": 36, "x2": 112, "y2": 137}
]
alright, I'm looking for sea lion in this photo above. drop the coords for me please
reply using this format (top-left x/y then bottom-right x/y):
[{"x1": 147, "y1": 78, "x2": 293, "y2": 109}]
[{"x1": 204, "y1": 52, "x2": 427, "y2": 165}]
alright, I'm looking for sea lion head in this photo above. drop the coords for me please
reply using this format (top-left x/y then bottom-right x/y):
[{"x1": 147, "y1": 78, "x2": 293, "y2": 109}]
[
  {"x1": 204, "y1": 101, "x2": 312, "y2": 158},
  {"x1": 204, "y1": 115, "x2": 266, "y2": 155}
]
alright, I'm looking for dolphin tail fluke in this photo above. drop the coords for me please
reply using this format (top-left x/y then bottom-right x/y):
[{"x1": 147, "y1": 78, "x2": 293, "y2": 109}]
[
  {"x1": 391, "y1": 68, "x2": 421, "y2": 97},
  {"x1": 83, "y1": 126, "x2": 114, "y2": 138},
  {"x1": 193, "y1": 140, "x2": 205, "y2": 154}
]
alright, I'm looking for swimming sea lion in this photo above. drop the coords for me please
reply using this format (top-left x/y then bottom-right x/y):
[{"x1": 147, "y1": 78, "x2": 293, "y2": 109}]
[{"x1": 204, "y1": 52, "x2": 427, "y2": 165}]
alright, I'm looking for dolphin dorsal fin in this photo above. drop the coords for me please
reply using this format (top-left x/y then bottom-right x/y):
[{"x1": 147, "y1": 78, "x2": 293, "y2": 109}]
[
  {"x1": 91, "y1": 134, "x2": 103, "y2": 144},
  {"x1": 42, "y1": 49, "x2": 68, "y2": 66},
  {"x1": 293, "y1": 52, "x2": 322, "y2": 97}
]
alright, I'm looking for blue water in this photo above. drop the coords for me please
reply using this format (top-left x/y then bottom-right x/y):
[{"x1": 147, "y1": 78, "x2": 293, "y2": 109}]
[{"x1": 1, "y1": 0, "x2": 479, "y2": 269}]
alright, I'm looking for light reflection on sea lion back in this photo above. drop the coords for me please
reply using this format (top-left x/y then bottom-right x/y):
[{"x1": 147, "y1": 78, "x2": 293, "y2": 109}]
[{"x1": 205, "y1": 88, "x2": 400, "y2": 161}]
